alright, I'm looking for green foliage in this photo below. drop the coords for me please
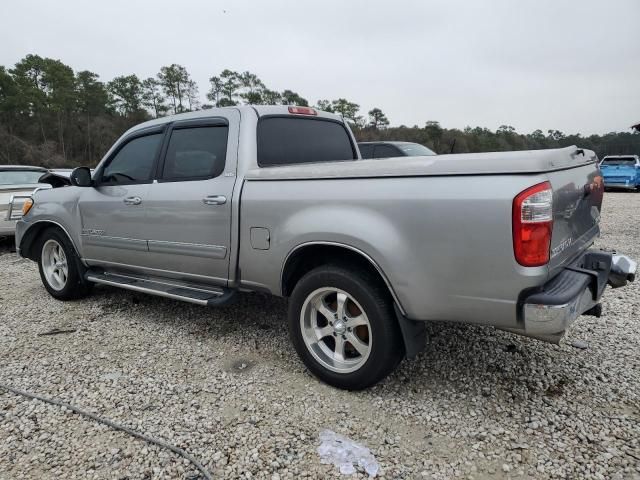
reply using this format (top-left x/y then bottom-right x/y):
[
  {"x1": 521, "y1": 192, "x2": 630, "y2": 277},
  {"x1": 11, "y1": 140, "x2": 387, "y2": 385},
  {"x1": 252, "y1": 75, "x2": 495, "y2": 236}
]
[
  {"x1": 141, "y1": 77, "x2": 168, "y2": 118},
  {"x1": 368, "y1": 108, "x2": 389, "y2": 129},
  {"x1": 315, "y1": 99, "x2": 333, "y2": 112},
  {"x1": 0, "y1": 53, "x2": 637, "y2": 168},
  {"x1": 107, "y1": 75, "x2": 143, "y2": 115},
  {"x1": 281, "y1": 90, "x2": 308, "y2": 106},
  {"x1": 207, "y1": 69, "x2": 306, "y2": 107},
  {"x1": 331, "y1": 98, "x2": 360, "y2": 124},
  {"x1": 157, "y1": 64, "x2": 192, "y2": 114},
  {"x1": 355, "y1": 122, "x2": 640, "y2": 157}
]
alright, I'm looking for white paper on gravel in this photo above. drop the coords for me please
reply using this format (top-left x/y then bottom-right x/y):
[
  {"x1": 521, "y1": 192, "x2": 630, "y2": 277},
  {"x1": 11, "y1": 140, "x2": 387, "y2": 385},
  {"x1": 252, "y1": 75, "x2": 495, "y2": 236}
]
[{"x1": 317, "y1": 429, "x2": 380, "y2": 477}]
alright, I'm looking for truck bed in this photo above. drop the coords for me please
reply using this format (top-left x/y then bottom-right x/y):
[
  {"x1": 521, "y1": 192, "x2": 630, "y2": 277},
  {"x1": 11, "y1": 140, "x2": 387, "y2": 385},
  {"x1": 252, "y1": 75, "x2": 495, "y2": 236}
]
[{"x1": 240, "y1": 145, "x2": 603, "y2": 331}]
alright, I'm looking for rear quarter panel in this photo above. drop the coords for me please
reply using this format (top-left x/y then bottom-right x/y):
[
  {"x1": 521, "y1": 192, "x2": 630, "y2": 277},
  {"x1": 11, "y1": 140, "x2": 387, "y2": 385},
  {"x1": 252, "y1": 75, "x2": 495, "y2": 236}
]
[{"x1": 239, "y1": 174, "x2": 551, "y2": 328}]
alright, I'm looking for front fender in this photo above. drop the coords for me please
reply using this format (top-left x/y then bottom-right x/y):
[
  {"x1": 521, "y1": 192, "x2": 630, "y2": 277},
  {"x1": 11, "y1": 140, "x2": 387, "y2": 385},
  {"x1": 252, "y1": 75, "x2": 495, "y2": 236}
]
[{"x1": 17, "y1": 188, "x2": 83, "y2": 260}]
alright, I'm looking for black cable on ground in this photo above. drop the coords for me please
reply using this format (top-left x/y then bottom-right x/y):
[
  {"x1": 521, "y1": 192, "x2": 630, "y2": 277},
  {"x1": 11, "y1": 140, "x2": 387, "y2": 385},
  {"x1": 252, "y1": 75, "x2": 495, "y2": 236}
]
[{"x1": 0, "y1": 383, "x2": 213, "y2": 480}]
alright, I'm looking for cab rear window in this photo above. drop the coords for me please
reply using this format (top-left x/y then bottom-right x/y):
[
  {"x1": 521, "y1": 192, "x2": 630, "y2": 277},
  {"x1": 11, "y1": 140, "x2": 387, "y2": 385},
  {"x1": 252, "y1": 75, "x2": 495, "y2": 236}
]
[{"x1": 257, "y1": 117, "x2": 356, "y2": 167}]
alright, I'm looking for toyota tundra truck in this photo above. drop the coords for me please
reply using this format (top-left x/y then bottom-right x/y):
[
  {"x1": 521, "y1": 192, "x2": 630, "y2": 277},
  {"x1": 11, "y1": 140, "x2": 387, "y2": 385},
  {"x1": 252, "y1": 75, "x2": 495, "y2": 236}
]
[{"x1": 14, "y1": 105, "x2": 637, "y2": 390}]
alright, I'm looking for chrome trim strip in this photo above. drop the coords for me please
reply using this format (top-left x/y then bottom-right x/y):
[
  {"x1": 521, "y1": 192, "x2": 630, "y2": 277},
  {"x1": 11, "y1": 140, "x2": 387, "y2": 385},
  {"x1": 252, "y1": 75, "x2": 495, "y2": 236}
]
[
  {"x1": 281, "y1": 241, "x2": 408, "y2": 316},
  {"x1": 81, "y1": 234, "x2": 148, "y2": 251},
  {"x1": 86, "y1": 275, "x2": 211, "y2": 306},
  {"x1": 147, "y1": 239, "x2": 227, "y2": 259}
]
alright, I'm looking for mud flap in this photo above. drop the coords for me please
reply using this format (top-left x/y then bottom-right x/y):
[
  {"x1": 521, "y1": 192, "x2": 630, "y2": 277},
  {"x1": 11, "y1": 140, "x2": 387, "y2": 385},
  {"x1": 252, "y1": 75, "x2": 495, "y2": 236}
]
[{"x1": 394, "y1": 304, "x2": 427, "y2": 359}]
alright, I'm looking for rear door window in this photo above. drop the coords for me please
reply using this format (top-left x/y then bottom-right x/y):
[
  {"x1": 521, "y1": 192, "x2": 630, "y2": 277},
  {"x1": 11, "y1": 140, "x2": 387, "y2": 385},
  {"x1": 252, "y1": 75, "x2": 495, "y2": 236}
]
[
  {"x1": 258, "y1": 117, "x2": 356, "y2": 166},
  {"x1": 373, "y1": 145, "x2": 402, "y2": 158},
  {"x1": 161, "y1": 126, "x2": 228, "y2": 181}
]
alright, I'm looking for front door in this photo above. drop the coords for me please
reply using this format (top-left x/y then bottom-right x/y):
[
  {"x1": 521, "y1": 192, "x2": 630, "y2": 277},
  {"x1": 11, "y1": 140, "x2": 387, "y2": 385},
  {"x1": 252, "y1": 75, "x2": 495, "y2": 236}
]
[
  {"x1": 143, "y1": 116, "x2": 238, "y2": 285},
  {"x1": 79, "y1": 129, "x2": 164, "y2": 269}
]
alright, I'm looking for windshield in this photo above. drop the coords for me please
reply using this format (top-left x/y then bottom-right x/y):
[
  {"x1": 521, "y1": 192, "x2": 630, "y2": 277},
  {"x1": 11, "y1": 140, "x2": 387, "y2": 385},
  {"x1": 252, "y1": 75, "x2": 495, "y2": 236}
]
[
  {"x1": 397, "y1": 143, "x2": 436, "y2": 156},
  {"x1": 600, "y1": 158, "x2": 636, "y2": 167},
  {"x1": 0, "y1": 170, "x2": 45, "y2": 185}
]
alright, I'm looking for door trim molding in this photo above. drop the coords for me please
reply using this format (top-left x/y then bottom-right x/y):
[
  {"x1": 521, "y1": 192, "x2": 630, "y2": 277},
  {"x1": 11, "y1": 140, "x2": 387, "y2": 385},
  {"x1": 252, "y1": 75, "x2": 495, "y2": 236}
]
[
  {"x1": 148, "y1": 240, "x2": 227, "y2": 259},
  {"x1": 81, "y1": 234, "x2": 148, "y2": 251}
]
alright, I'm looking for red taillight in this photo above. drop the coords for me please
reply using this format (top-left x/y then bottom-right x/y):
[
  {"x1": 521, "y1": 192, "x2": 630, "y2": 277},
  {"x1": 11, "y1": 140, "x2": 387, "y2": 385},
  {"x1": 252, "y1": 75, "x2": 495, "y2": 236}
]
[
  {"x1": 513, "y1": 181, "x2": 553, "y2": 267},
  {"x1": 288, "y1": 106, "x2": 317, "y2": 116}
]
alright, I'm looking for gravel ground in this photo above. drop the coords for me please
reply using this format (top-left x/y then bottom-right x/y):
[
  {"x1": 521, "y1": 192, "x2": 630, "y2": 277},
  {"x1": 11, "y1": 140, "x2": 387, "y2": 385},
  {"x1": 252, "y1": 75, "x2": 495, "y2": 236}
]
[{"x1": 1, "y1": 192, "x2": 639, "y2": 480}]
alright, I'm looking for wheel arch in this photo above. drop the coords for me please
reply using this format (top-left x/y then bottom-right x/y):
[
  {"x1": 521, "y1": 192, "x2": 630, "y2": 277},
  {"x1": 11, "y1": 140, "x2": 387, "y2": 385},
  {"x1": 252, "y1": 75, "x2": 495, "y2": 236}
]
[
  {"x1": 20, "y1": 221, "x2": 81, "y2": 261},
  {"x1": 280, "y1": 241, "x2": 407, "y2": 316}
]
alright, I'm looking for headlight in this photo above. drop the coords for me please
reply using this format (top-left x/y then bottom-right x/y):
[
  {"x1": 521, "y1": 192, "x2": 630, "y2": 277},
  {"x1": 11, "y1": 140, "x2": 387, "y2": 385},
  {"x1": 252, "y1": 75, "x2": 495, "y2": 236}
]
[{"x1": 22, "y1": 198, "x2": 34, "y2": 216}]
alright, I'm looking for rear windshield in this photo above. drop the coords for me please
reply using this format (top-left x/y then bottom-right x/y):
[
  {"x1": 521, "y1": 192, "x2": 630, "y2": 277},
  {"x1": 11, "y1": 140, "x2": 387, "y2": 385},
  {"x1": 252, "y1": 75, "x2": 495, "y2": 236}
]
[
  {"x1": 601, "y1": 157, "x2": 637, "y2": 166},
  {"x1": 258, "y1": 117, "x2": 356, "y2": 167},
  {"x1": 0, "y1": 170, "x2": 44, "y2": 185}
]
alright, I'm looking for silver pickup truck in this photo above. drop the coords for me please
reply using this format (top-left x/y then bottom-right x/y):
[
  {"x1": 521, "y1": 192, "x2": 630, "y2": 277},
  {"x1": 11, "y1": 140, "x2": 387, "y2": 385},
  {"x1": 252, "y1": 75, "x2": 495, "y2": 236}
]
[{"x1": 15, "y1": 105, "x2": 637, "y2": 390}]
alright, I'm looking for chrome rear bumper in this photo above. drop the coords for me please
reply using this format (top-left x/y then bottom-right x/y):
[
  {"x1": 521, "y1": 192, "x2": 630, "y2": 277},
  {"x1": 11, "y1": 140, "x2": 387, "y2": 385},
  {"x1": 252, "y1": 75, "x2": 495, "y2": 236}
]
[{"x1": 521, "y1": 251, "x2": 636, "y2": 340}]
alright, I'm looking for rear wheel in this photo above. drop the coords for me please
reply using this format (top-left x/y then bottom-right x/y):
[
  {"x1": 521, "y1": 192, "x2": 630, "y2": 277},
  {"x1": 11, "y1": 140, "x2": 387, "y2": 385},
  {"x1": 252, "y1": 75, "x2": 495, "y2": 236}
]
[
  {"x1": 288, "y1": 264, "x2": 404, "y2": 390},
  {"x1": 37, "y1": 228, "x2": 92, "y2": 300}
]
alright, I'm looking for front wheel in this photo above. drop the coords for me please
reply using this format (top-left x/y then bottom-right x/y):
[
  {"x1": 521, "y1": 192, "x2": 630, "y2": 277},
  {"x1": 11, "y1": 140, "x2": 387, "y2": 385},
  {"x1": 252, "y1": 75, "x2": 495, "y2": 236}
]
[
  {"x1": 288, "y1": 264, "x2": 404, "y2": 390},
  {"x1": 37, "y1": 228, "x2": 92, "y2": 300}
]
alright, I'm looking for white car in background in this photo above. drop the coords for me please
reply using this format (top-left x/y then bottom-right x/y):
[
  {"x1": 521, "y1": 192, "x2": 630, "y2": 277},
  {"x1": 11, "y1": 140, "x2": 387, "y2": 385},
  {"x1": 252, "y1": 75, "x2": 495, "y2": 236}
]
[{"x1": 0, "y1": 165, "x2": 50, "y2": 238}]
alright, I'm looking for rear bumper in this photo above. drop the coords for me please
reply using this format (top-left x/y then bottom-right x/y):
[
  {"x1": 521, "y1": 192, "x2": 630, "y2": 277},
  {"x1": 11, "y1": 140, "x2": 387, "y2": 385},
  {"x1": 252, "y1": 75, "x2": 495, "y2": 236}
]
[
  {"x1": 603, "y1": 180, "x2": 637, "y2": 190},
  {"x1": 0, "y1": 219, "x2": 17, "y2": 236},
  {"x1": 521, "y1": 250, "x2": 636, "y2": 337}
]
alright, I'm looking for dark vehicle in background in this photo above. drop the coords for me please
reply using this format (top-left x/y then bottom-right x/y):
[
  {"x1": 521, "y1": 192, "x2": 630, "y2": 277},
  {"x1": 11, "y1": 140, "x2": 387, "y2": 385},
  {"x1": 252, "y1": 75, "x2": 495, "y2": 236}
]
[
  {"x1": 358, "y1": 141, "x2": 436, "y2": 159},
  {"x1": 599, "y1": 155, "x2": 640, "y2": 191}
]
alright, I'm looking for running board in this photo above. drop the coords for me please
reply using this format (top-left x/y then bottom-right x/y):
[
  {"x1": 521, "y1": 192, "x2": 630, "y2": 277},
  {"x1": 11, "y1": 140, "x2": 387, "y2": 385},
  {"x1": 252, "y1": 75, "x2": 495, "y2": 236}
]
[{"x1": 84, "y1": 271, "x2": 235, "y2": 306}]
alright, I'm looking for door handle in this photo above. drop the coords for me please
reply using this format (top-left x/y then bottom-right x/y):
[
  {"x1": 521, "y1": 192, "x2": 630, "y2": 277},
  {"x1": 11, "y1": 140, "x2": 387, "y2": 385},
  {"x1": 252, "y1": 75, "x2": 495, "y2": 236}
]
[
  {"x1": 123, "y1": 196, "x2": 142, "y2": 205},
  {"x1": 203, "y1": 195, "x2": 227, "y2": 205}
]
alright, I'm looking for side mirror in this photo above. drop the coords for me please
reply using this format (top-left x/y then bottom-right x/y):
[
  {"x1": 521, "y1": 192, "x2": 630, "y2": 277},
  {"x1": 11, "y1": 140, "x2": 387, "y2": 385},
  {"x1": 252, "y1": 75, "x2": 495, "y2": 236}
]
[{"x1": 70, "y1": 167, "x2": 93, "y2": 187}]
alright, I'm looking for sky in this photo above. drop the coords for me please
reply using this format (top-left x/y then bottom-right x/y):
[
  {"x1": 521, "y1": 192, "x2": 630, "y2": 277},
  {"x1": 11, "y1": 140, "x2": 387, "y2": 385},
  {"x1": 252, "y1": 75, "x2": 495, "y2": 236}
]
[{"x1": 1, "y1": 0, "x2": 639, "y2": 135}]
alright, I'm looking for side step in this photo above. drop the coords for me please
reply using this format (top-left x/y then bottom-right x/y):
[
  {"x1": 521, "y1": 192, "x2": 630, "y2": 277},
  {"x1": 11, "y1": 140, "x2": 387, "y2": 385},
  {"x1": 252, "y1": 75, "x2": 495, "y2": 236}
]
[{"x1": 85, "y1": 271, "x2": 235, "y2": 306}]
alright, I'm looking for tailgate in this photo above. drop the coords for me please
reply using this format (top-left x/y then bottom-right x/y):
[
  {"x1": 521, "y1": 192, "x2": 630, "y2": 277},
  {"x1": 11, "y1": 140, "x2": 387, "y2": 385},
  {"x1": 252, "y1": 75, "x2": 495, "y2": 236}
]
[{"x1": 547, "y1": 156, "x2": 603, "y2": 272}]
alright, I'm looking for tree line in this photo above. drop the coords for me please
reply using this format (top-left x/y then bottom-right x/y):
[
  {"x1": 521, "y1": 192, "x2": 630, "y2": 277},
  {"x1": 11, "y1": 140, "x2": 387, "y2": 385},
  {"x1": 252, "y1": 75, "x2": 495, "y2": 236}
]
[{"x1": 0, "y1": 54, "x2": 637, "y2": 167}]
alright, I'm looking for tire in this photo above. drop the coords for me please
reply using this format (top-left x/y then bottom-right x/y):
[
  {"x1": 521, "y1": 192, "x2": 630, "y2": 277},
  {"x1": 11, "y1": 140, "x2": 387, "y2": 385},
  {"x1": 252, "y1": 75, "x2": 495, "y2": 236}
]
[
  {"x1": 36, "y1": 228, "x2": 92, "y2": 300},
  {"x1": 288, "y1": 264, "x2": 404, "y2": 390}
]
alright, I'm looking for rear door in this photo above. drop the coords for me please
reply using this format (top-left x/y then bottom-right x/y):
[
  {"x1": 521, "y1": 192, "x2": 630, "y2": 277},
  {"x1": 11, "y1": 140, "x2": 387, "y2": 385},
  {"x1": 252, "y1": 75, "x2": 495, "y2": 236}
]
[{"x1": 143, "y1": 113, "x2": 239, "y2": 285}]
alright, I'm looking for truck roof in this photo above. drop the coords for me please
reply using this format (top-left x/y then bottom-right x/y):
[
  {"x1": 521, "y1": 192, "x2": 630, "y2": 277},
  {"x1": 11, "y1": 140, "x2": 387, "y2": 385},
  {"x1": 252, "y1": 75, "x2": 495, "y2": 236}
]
[{"x1": 123, "y1": 105, "x2": 343, "y2": 136}]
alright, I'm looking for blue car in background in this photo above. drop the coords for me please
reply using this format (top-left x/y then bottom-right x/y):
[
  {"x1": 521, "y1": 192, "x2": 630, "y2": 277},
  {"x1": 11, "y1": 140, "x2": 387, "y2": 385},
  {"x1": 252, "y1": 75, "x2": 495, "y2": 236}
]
[{"x1": 599, "y1": 155, "x2": 640, "y2": 191}]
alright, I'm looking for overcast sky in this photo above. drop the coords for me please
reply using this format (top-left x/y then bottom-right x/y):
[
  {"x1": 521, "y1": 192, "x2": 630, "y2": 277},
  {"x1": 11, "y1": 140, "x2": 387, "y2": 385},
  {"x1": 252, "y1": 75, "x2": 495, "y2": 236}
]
[{"x1": 2, "y1": 0, "x2": 639, "y2": 134}]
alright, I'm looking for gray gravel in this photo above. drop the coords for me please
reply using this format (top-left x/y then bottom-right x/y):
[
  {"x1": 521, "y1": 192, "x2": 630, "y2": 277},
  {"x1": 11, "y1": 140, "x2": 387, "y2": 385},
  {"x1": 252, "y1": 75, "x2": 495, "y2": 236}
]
[{"x1": 1, "y1": 191, "x2": 639, "y2": 479}]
